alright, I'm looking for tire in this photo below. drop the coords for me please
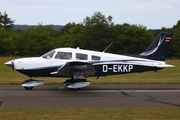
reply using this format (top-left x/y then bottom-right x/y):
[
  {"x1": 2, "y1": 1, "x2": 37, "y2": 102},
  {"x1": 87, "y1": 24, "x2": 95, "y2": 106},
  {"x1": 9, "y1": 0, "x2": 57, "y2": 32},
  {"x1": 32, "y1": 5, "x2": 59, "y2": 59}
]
[
  {"x1": 71, "y1": 88, "x2": 80, "y2": 91},
  {"x1": 24, "y1": 87, "x2": 34, "y2": 90}
]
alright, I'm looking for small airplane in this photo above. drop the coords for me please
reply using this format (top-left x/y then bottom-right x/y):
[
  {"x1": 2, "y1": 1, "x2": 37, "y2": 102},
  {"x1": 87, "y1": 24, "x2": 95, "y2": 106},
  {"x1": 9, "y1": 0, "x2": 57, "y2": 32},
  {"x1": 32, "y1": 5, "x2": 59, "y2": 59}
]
[{"x1": 5, "y1": 32, "x2": 174, "y2": 90}]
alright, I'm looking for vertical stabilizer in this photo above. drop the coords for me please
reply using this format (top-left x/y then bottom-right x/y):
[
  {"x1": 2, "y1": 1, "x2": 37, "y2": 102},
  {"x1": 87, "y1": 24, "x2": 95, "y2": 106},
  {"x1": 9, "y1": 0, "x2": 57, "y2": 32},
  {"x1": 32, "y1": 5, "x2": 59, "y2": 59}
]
[{"x1": 139, "y1": 32, "x2": 173, "y2": 61}]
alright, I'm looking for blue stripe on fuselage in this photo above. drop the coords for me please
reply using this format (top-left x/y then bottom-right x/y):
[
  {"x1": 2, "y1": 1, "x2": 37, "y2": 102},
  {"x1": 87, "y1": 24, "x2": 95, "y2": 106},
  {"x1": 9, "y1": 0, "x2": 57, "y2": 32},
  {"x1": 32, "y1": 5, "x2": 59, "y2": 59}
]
[{"x1": 17, "y1": 65, "x2": 62, "y2": 77}]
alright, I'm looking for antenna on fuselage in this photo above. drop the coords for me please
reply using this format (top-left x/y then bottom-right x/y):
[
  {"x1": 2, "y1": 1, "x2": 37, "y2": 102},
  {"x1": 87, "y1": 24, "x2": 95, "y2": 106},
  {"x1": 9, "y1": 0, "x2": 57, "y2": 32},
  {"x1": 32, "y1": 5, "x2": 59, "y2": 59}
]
[{"x1": 103, "y1": 43, "x2": 113, "y2": 53}]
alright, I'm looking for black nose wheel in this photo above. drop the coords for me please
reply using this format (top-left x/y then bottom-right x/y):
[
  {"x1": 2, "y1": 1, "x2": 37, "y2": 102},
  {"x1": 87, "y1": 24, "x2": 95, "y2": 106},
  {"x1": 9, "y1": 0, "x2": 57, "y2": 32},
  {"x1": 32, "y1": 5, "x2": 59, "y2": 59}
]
[
  {"x1": 70, "y1": 88, "x2": 80, "y2": 91},
  {"x1": 24, "y1": 87, "x2": 34, "y2": 90}
]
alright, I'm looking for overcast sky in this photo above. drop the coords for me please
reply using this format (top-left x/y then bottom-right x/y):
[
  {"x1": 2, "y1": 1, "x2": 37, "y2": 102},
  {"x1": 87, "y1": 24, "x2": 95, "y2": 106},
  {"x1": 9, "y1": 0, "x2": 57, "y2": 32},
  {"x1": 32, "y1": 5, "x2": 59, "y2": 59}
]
[{"x1": 1, "y1": 0, "x2": 180, "y2": 29}]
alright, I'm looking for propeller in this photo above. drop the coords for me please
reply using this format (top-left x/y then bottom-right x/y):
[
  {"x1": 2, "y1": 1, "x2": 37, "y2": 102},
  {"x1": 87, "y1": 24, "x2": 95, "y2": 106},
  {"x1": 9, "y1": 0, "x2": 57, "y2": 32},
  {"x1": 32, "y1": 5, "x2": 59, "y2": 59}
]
[{"x1": 11, "y1": 60, "x2": 15, "y2": 71}]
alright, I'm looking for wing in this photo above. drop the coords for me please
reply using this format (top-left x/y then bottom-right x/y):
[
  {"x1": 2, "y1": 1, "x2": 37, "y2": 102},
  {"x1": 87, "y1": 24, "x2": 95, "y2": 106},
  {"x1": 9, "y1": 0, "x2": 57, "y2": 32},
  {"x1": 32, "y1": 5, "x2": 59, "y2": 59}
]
[{"x1": 50, "y1": 61, "x2": 96, "y2": 77}]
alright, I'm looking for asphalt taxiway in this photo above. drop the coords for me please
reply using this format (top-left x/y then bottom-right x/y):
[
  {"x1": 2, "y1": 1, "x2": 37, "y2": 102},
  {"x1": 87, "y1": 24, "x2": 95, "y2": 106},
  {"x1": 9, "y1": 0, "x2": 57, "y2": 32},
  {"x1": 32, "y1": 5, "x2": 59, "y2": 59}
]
[{"x1": 0, "y1": 84, "x2": 180, "y2": 108}]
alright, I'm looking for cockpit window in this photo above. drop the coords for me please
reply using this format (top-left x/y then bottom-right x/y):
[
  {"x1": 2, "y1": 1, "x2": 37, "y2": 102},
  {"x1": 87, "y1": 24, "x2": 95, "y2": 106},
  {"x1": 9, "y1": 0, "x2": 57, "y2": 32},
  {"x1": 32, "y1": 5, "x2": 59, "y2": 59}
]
[
  {"x1": 41, "y1": 50, "x2": 55, "y2": 59},
  {"x1": 55, "y1": 52, "x2": 72, "y2": 59}
]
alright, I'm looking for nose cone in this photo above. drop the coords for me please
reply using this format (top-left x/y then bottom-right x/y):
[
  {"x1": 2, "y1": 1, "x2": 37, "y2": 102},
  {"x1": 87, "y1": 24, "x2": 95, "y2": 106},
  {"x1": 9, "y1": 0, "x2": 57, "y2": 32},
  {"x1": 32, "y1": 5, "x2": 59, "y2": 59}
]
[{"x1": 5, "y1": 61, "x2": 14, "y2": 68}]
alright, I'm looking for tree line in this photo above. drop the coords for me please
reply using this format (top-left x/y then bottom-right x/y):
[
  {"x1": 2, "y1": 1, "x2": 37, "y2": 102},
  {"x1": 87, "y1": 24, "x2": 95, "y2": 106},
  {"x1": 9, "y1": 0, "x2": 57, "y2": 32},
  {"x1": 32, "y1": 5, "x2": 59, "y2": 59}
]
[{"x1": 0, "y1": 11, "x2": 180, "y2": 58}]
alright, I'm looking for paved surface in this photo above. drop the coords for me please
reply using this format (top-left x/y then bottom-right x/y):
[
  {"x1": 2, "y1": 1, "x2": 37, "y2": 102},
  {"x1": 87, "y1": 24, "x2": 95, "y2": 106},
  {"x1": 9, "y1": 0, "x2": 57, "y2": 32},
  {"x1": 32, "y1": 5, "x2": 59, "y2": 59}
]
[{"x1": 0, "y1": 84, "x2": 180, "y2": 108}]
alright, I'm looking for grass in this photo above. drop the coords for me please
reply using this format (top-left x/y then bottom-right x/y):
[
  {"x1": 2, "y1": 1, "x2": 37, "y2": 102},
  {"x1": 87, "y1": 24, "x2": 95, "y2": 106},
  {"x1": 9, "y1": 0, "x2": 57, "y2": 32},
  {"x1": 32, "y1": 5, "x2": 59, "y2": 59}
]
[
  {"x1": 1, "y1": 57, "x2": 180, "y2": 120},
  {"x1": 0, "y1": 56, "x2": 180, "y2": 85},
  {"x1": 0, "y1": 108, "x2": 180, "y2": 120}
]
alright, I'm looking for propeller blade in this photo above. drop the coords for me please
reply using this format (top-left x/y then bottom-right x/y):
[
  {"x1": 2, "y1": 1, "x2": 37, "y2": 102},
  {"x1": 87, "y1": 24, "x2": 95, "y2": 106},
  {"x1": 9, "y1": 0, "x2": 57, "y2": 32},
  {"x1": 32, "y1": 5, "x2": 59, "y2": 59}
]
[{"x1": 11, "y1": 60, "x2": 15, "y2": 71}]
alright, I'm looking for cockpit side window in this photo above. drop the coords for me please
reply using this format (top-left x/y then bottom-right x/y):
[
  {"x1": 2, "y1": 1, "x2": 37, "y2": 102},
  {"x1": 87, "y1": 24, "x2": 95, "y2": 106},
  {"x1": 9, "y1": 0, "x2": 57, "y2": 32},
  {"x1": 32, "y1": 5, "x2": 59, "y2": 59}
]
[
  {"x1": 55, "y1": 52, "x2": 72, "y2": 59},
  {"x1": 76, "y1": 53, "x2": 88, "y2": 60},
  {"x1": 41, "y1": 50, "x2": 55, "y2": 59}
]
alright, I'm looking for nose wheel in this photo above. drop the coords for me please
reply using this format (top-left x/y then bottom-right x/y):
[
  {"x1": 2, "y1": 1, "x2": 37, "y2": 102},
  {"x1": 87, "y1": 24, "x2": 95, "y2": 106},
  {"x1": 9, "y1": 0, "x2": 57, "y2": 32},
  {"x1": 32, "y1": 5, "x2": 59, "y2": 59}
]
[{"x1": 24, "y1": 87, "x2": 34, "y2": 90}]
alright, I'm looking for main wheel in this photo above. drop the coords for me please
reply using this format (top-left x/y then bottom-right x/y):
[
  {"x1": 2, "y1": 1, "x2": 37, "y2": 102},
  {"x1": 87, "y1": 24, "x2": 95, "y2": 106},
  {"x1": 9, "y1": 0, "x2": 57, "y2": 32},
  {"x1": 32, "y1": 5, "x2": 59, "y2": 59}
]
[
  {"x1": 24, "y1": 87, "x2": 34, "y2": 90},
  {"x1": 71, "y1": 88, "x2": 80, "y2": 91}
]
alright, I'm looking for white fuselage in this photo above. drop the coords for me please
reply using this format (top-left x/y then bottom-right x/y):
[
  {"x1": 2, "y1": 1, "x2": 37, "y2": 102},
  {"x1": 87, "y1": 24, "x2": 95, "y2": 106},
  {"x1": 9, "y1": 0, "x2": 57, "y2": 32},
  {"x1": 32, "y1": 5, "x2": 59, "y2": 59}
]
[{"x1": 5, "y1": 47, "x2": 173, "y2": 78}]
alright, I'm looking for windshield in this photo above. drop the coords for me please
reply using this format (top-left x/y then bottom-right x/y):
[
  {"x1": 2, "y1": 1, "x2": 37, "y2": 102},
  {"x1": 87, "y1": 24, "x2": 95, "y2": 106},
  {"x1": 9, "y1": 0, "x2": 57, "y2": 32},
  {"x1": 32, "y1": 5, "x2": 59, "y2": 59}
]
[{"x1": 41, "y1": 50, "x2": 56, "y2": 59}]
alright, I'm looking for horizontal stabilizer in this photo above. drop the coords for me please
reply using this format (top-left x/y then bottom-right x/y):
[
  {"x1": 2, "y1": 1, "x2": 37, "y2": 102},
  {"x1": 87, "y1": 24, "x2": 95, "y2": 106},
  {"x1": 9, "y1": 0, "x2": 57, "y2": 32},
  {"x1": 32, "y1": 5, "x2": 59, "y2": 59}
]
[{"x1": 152, "y1": 63, "x2": 175, "y2": 68}]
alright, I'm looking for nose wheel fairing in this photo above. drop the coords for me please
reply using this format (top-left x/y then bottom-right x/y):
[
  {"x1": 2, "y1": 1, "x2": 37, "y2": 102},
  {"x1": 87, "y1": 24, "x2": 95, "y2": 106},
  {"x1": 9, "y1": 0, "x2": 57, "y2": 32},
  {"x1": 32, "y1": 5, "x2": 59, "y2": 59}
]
[{"x1": 21, "y1": 79, "x2": 44, "y2": 90}]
